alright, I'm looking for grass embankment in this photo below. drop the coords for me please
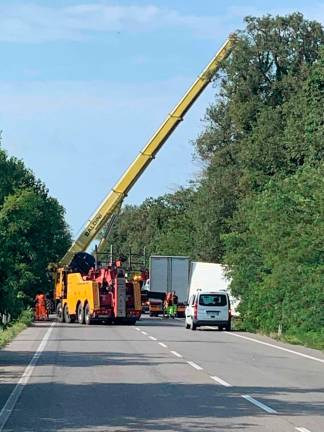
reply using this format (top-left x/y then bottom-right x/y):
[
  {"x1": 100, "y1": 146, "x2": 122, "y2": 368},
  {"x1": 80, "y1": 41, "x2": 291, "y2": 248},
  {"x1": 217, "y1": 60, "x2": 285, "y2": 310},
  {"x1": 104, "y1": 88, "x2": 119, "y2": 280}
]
[
  {"x1": 279, "y1": 330, "x2": 324, "y2": 351},
  {"x1": 232, "y1": 319, "x2": 324, "y2": 351},
  {"x1": 0, "y1": 309, "x2": 34, "y2": 349}
]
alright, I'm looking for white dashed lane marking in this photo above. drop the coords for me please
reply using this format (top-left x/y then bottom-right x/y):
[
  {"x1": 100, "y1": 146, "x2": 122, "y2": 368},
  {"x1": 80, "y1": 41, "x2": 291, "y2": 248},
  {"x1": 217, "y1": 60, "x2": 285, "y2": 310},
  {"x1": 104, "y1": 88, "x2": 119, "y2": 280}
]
[
  {"x1": 158, "y1": 342, "x2": 168, "y2": 348},
  {"x1": 187, "y1": 361, "x2": 203, "y2": 370},
  {"x1": 170, "y1": 350, "x2": 183, "y2": 358},
  {"x1": 241, "y1": 395, "x2": 277, "y2": 414},
  {"x1": 131, "y1": 326, "x2": 284, "y2": 418},
  {"x1": 210, "y1": 375, "x2": 232, "y2": 387}
]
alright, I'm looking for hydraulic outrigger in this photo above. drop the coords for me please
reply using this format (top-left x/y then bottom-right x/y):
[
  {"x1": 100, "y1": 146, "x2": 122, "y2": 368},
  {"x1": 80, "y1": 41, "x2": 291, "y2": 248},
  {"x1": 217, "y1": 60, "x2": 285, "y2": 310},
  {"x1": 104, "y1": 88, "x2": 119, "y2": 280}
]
[{"x1": 53, "y1": 35, "x2": 237, "y2": 325}]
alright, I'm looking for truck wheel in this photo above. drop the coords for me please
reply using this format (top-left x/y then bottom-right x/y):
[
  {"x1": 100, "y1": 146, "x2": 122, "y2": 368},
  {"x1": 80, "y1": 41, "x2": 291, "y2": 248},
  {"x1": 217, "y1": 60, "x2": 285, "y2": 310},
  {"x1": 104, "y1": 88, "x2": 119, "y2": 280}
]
[
  {"x1": 77, "y1": 303, "x2": 84, "y2": 324},
  {"x1": 190, "y1": 321, "x2": 197, "y2": 331},
  {"x1": 63, "y1": 304, "x2": 71, "y2": 324},
  {"x1": 56, "y1": 303, "x2": 64, "y2": 323},
  {"x1": 84, "y1": 303, "x2": 91, "y2": 325}
]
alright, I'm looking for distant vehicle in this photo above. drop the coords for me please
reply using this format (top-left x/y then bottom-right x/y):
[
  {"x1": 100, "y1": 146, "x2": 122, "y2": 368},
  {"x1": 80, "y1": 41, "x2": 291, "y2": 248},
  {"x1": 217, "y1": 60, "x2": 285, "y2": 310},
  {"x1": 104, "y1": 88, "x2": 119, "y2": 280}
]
[{"x1": 185, "y1": 290, "x2": 231, "y2": 331}]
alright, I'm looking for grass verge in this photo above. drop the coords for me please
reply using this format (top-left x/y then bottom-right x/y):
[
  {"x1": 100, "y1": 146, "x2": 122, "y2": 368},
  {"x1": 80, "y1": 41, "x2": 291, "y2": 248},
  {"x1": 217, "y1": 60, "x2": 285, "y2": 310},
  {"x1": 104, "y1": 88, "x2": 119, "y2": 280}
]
[
  {"x1": 232, "y1": 318, "x2": 324, "y2": 351},
  {"x1": 0, "y1": 309, "x2": 34, "y2": 349},
  {"x1": 279, "y1": 330, "x2": 324, "y2": 351}
]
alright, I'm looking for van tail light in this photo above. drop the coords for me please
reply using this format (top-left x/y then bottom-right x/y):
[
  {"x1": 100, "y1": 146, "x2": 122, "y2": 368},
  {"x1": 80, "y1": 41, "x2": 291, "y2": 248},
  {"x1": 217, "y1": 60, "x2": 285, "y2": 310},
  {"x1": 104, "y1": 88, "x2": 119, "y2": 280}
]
[{"x1": 194, "y1": 303, "x2": 198, "y2": 320}]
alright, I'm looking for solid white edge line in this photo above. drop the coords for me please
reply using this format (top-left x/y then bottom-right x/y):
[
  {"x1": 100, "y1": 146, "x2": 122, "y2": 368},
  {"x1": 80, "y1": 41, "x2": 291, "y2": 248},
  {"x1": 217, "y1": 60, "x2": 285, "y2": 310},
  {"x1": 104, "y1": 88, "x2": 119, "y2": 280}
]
[
  {"x1": 149, "y1": 336, "x2": 157, "y2": 341},
  {"x1": 295, "y1": 427, "x2": 312, "y2": 432},
  {"x1": 187, "y1": 361, "x2": 203, "y2": 370},
  {"x1": 226, "y1": 332, "x2": 324, "y2": 365},
  {"x1": 241, "y1": 394, "x2": 277, "y2": 414},
  {"x1": 210, "y1": 375, "x2": 232, "y2": 387},
  {"x1": 158, "y1": 342, "x2": 168, "y2": 348},
  {"x1": 141, "y1": 331, "x2": 148, "y2": 335},
  {"x1": 0, "y1": 322, "x2": 55, "y2": 431},
  {"x1": 170, "y1": 351, "x2": 183, "y2": 358}
]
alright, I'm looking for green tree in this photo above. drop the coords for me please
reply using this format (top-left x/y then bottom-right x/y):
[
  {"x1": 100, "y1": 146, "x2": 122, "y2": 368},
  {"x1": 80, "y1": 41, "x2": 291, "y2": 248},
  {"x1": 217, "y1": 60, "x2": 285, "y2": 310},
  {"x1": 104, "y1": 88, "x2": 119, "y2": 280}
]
[
  {"x1": 104, "y1": 188, "x2": 195, "y2": 259},
  {"x1": 192, "y1": 13, "x2": 324, "y2": 260},
  {"x1": 0, "y1": 147, "x2": 71, "y2": 317},
  {"x1": 224, "y1": 164, "x2": 324, "y2": 334}
]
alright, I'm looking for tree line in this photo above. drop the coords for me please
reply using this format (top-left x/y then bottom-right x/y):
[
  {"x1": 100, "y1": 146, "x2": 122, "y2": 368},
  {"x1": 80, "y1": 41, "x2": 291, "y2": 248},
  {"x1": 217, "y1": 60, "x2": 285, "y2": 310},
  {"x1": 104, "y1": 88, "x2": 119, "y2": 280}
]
[
  {"x1": 0, "y1": 146, "x2": 71, "y2": 322},
  {"x1": 106, "y1": 13, "x2": 324, "y2": 339}
]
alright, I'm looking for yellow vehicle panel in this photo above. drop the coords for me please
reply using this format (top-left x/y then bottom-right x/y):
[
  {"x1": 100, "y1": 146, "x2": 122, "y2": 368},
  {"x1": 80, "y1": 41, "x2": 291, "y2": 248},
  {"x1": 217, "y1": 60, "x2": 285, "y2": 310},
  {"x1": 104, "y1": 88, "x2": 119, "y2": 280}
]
[{"x1": 64, "y1": 273, "x2": 99, "y2": 315}]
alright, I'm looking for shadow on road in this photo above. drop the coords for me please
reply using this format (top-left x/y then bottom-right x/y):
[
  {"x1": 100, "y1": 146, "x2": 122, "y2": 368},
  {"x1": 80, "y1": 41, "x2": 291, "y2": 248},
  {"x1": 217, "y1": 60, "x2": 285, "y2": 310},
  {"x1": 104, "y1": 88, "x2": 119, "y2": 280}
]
[{"x1": 2, "y1": 380, "x2": 324, "y2": 432}]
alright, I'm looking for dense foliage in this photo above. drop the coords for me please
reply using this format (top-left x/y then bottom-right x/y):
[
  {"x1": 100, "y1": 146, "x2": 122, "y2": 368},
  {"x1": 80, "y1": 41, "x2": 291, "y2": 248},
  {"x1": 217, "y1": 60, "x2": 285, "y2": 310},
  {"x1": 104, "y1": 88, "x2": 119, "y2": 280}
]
[
  {"x1": 107, "y1": 188, "x2": 196, "y2": 258},
  {"x1": 105, "y1": 13, "x2": 324, "y2": 340},
  {"x1": 0, "y1": 147, "x2": 71, "y2": 320}
]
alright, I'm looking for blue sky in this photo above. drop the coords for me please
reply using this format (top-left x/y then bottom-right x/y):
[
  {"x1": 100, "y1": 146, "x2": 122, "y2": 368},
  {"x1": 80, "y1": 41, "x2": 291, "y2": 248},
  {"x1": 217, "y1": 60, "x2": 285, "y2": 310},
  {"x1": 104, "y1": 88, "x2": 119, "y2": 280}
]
[{"x1": 0, "y1": 0, "x2": 323, "y2": 236}]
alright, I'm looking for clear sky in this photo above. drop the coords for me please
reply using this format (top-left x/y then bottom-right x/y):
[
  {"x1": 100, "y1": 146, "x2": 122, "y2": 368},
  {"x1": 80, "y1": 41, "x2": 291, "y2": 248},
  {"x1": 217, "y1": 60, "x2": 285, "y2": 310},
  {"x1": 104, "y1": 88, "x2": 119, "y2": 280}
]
[{"x1": 0, "y1": 0, "x2": 323, "y2": 237}]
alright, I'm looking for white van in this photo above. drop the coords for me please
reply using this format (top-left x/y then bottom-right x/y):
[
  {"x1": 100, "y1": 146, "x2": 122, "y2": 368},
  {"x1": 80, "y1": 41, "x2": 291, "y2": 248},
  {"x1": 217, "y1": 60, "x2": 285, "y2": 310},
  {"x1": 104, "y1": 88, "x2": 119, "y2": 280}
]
[{"x1": 185, "y1": 290, "x2": 231, "y2": 331}]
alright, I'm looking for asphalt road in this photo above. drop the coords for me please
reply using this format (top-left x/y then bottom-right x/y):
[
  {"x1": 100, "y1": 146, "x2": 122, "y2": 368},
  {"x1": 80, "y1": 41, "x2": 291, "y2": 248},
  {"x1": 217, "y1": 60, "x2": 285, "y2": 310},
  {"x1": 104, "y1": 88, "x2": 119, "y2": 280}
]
[{"x1": 0, "y1": 316, "x2": 323, "y2": 432}]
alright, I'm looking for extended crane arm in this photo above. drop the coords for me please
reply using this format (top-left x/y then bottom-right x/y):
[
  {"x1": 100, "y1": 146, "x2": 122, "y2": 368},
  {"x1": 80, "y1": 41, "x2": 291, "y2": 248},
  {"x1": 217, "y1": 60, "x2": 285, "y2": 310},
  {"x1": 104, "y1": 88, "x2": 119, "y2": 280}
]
[{"x1": 60, "y1": 35, "x2": 237, "y2": 266}]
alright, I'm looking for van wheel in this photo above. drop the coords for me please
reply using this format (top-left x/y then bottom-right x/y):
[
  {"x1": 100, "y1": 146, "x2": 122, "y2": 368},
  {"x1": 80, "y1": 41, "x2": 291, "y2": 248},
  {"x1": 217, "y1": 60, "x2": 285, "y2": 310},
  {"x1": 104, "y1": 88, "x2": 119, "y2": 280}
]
[
  {"x1": 190, "y1": 321, "x2": 197, "y2": 331},
  {"x1": 218, "y1": 326, "x2": 223, "y2": 331},
  {"x1": 77, "y1": 303, "x2": 84, "y2": 324},
  {"x1": 185, "y1": 322, "x2": 190, "y2": 329},
  {"x1": 84, "y1": 303, "x2": 91, "y2": 325},
  {"x1": 63, "y1": 304, "x2": 71, "y2": 324},
  {"x1": 225, "y1": 321, "x2": 231, "y2": 331},
  {"x1": 56, "y1": 303, "x2": 64, "y2": 323}
]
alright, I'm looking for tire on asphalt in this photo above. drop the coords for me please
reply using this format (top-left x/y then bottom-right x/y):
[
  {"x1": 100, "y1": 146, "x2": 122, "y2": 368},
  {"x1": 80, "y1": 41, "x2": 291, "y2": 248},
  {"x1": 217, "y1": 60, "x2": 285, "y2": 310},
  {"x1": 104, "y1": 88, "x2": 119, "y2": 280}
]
[
  {"x1": 185, "y1": 322, "x2": 190, "y2": 329},
  {"x1": 225, "y1": 321, "x2": 231, "y2": 331},
  {"x1": 84, "y1": 303, "x2": 91, "y2": 325},
  {"x1": 56, "y1": 302, "x2": 64, "y2": 323},
  {"x1": 77, "y1": 302, "x2": 84, "y2": 324},
  {"x1": 190, "y1": 321, "x2": 197, "y2": 331},
  {"x1": 63, "y1": 304, "x2": 71, "y2": 324}
]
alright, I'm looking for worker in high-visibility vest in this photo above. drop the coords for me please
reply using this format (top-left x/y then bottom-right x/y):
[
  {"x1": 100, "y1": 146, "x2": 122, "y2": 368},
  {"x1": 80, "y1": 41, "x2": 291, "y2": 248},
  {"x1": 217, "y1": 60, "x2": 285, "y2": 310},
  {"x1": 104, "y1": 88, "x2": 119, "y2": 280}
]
[
  {"x1": 164, "y1": 292, "x2": 178, "y2": 318},
  {"x1": 34, "y1": 292, "x2": 49, "y2": 321}
]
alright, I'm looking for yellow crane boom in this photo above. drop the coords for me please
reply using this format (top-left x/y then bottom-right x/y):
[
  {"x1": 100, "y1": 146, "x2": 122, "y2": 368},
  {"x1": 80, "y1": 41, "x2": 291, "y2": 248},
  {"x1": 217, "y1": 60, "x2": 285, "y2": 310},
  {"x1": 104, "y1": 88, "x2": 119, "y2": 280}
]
[{"x1": 60, "y1": 34, "x2": 237, "y2": 266}]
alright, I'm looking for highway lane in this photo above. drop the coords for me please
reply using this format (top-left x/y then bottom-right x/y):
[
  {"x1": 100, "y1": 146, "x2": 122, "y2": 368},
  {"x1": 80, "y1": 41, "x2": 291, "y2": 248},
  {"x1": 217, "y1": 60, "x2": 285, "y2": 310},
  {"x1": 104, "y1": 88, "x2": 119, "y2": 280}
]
[
  {"x1": 137, "y1": 317, "x2": 324, "y2": 431},
  {"x1": 0, "y1": 317, "x2": 323, "y2": 432}
]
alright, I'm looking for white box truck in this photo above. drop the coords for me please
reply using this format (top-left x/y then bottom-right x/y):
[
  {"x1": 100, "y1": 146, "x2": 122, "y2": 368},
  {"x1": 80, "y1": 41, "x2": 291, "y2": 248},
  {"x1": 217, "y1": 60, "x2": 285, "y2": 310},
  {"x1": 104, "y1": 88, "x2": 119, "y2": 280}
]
[
  {"x1": 188, "y1": 262, "x2": 240, "y2": 317},
  {"x1": 150, "y1": 256, "x2": 190, "y2": 317}
]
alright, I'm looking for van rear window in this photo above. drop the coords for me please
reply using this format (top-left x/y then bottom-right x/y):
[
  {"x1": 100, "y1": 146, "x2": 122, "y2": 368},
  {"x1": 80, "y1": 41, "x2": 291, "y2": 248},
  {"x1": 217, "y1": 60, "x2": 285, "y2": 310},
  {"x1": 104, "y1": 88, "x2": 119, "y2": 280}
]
[{"x1": 199, "y1": 294, "x2": 227, "y2": 306}]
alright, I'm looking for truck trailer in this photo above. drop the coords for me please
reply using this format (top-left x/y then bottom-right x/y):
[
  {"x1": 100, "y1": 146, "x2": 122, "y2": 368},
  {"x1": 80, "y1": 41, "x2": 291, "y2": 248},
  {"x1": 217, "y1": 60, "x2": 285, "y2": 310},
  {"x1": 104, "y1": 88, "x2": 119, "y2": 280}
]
[
  {"x1": 150, "y1": 255, "x2": 190, "y2": 317},
  {"x1": 188, "y1": 262, "x2": 240, "y2": 317}
]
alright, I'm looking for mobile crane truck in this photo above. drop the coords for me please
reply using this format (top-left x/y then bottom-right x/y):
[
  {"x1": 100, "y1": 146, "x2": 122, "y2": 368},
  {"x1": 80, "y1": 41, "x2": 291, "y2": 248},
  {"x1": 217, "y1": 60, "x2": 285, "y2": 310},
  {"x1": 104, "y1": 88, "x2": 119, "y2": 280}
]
[{"x1": 53, "y1": 35, "x2": 237, "y2": 325}]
